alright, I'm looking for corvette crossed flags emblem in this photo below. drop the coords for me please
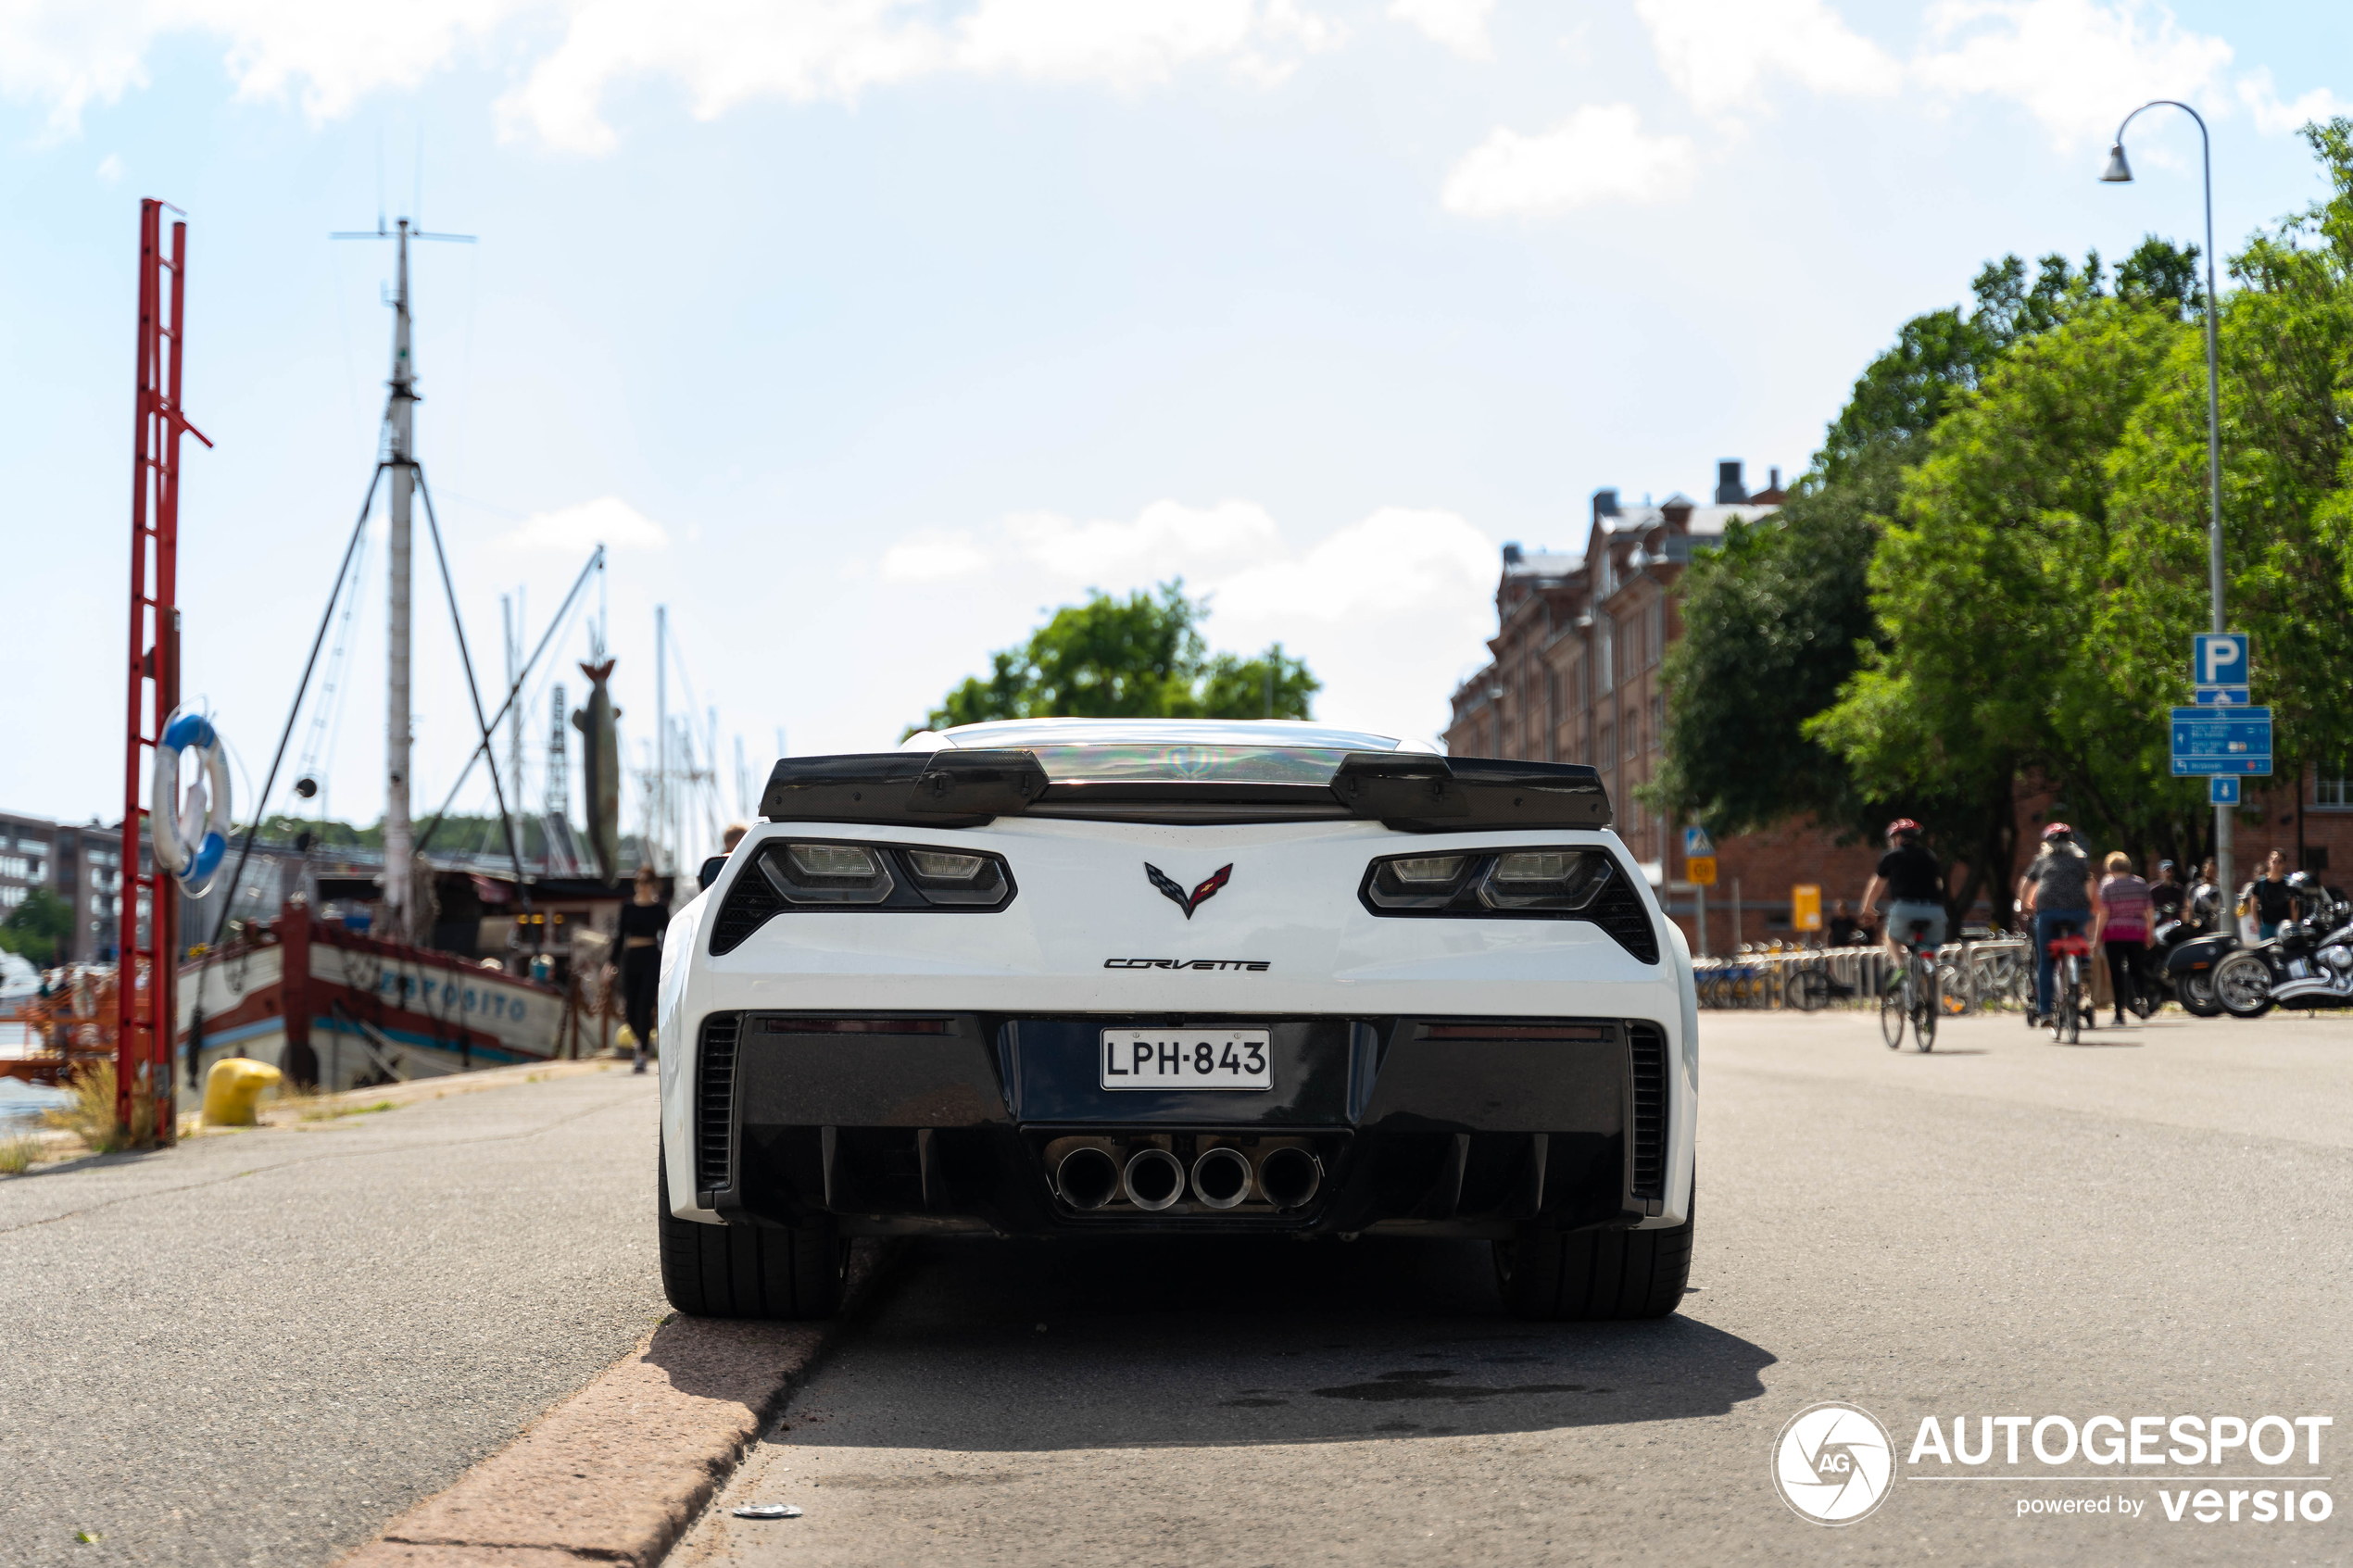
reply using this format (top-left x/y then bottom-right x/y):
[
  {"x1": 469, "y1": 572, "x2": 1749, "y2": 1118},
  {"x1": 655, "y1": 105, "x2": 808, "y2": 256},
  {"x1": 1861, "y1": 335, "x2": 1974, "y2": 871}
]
[{"x1": 1144, "y1": 862, "x2": 1233, "y2": 920}]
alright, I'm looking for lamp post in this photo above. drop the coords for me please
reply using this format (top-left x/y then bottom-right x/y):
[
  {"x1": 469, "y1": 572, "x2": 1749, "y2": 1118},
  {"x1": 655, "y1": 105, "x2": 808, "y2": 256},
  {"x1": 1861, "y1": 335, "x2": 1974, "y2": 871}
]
[{"x1": 2102, "y1": 99, "x2": 2231, "y2": 905}]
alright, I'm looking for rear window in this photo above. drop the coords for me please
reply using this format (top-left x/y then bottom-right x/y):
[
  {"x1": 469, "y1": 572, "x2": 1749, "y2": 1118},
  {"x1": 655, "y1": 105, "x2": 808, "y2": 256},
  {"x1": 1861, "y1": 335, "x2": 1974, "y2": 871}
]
[{"x1": 1024, "y1": 744, "x2": 1358, "y2": 786}]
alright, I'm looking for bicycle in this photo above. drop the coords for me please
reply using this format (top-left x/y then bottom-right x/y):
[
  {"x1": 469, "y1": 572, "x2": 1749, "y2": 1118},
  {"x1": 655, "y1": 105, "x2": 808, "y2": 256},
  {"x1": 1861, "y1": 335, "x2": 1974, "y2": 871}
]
[
  {"x1": 1880, "y1": 919, "x2": 1940, "y2": 1052},
  {"x1": 2044, "y1": 926, "x2": 2093, "y2": 1044},
  {"x1": 1786, "y1": 954, "x2": 1857, "y2": 1012}
]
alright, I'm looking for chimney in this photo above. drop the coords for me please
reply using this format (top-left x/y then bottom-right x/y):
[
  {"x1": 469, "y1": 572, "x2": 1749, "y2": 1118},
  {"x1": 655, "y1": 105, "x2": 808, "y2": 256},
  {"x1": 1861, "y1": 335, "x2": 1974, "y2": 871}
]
[
  {"x1": 1592, "y1": 488, "x2": 1620, "y2": 523},
  {"x1": 1502, "y1": 542, "x2": 1524, "y2": 566},
  {"x1": 1769, "y1": 466, "x2": 1780, "y2": 491},
  {"x1": 1714, "y1": 460, "x2": 1747, "y2": 504}
]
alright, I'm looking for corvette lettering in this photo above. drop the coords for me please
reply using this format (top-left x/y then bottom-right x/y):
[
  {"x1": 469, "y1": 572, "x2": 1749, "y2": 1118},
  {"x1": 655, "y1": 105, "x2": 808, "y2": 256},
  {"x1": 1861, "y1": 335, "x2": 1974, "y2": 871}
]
[{"x1": 1103, "y1": 959, "x2": 1271, "y2": 972}]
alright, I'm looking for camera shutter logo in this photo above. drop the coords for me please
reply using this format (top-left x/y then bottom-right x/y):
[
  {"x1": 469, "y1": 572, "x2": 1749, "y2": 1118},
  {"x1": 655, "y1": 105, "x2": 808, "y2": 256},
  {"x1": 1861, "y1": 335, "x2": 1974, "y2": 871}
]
[{"x1": 1771, "y1": 1402, "x2": 1896, "y2": 1524}]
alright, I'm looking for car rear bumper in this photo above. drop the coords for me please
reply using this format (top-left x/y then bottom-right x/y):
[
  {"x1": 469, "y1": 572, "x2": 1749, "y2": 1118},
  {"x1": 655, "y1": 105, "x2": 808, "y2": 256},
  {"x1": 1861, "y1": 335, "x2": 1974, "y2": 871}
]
[{"x1": 684, "y1": 1010, "x2": 1677, "y2": 1239}]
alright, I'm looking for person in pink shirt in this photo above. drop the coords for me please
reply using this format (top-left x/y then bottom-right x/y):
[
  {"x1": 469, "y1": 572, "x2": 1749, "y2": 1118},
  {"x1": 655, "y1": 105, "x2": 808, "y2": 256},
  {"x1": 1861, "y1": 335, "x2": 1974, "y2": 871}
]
[{"x1": 2091, "y1": 852, "x2": 2153, "y2": 1025}]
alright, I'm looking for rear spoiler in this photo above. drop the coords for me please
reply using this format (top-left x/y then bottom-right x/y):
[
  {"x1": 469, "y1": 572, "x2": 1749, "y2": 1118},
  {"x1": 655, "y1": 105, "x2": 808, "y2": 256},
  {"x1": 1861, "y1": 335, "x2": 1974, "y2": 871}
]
[{"x1": 760, "y1": 749, "x2": 1611, "y2": 832}]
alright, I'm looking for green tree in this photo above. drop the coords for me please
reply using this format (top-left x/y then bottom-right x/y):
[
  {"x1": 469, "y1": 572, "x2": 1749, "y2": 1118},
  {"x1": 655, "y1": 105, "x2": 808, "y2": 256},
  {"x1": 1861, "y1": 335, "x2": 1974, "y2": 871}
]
[
  {"x1": 1806, "y1": 298, "x2": 2198, "y2": 900},
  {"x1": 913, "y1": 582, "x2": 1318, "y2": 734},
  {"x1": 2102, "y1": 119, "x2": 2353, "y2": 855},
  {"x1": 0, "y1": 887, "x2": 76, "y2": 966}
]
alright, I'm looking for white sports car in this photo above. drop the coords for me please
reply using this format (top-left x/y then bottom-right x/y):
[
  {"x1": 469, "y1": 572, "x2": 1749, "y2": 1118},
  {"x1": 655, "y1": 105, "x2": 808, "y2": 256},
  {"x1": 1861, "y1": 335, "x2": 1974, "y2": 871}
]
[{"x1": 655, "y1": 719, "x2": 1697, "y2": 1322}]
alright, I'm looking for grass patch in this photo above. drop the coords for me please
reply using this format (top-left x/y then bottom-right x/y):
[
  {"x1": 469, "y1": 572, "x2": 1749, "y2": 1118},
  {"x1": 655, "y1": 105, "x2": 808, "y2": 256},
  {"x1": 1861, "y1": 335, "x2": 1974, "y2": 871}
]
[
  {"x1": 43, "y1": 1063, "x2": 157, "y2": 1153},
  {"x1": 0, "y1": 1130, "x2": 44, "y2": 1174},
  {"x1": 297, "y1": 1098, "x2": 396, "y2": 1122}
]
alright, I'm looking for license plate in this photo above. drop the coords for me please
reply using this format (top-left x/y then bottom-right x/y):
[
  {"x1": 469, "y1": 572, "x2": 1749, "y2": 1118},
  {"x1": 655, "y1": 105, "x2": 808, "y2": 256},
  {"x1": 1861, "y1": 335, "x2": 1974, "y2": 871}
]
[{"x1": 1100, "y1": 1028, "x2": 1271, "y2": 1090}]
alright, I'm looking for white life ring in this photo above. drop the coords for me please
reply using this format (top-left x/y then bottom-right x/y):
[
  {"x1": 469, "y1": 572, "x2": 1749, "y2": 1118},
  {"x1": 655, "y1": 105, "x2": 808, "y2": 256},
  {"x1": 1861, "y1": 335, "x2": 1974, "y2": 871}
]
[{"x1": 154, "y1": 709, "x2": 233, "y2": 896}]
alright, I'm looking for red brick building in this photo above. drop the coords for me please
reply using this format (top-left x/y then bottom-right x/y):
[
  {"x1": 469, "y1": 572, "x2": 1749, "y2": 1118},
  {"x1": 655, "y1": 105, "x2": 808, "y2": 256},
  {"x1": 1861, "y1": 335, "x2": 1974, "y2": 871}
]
[
  {"x1": 1444, "y1": 460, "x2": 2353, "y2": 948},
  {"x1": 1445, "y1": 460, "x2": 1881, "y2": 954}
]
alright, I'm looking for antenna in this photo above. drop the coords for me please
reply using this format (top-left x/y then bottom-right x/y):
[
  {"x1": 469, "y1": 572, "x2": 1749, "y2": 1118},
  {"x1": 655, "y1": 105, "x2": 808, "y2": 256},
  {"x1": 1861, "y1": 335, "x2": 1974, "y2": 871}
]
[{"x1": 376, "y1": 132, "x2": 384, "y2": 234}]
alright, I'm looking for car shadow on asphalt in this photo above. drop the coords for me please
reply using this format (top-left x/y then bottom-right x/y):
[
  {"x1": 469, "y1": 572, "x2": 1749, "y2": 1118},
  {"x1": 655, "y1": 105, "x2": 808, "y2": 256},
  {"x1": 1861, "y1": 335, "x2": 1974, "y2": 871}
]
[{"x1": 786, "y1": 1234, "x2": 1776, "y2": 1450}]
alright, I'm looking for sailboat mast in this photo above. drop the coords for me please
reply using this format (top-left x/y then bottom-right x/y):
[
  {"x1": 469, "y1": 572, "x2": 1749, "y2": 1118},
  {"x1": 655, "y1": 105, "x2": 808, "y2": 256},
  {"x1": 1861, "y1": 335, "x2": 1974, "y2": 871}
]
[{"x1": 384, "y1": 219, "x2": 417, "y2": 939}]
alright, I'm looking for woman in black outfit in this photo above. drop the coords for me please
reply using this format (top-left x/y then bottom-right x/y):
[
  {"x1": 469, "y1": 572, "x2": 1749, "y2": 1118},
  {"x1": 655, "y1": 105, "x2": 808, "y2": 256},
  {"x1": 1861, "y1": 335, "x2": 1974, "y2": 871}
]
[{"x1": 618, "y1": 865, "x2": 667, "y2": 1073}]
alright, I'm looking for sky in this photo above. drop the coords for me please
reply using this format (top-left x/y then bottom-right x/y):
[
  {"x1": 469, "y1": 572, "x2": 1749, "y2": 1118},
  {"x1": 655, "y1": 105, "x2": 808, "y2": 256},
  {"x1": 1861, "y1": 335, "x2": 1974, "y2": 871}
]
[{"x1": 3, "y1": 0, "x2": 2347, "y2": 861}]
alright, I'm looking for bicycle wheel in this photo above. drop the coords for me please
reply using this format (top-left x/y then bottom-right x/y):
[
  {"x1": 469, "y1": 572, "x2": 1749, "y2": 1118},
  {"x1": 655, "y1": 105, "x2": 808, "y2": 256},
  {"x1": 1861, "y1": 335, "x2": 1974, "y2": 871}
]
[
  {"x1": 1880, "y1": 983, "x2": 1906, "y2": 1048},
  {"x1": 1914, "y1": 962, "x2": 1938, "y2": 1051},
  {"x1": 1784, "y1": 970, "x2": 1816, "y2": 1012}
]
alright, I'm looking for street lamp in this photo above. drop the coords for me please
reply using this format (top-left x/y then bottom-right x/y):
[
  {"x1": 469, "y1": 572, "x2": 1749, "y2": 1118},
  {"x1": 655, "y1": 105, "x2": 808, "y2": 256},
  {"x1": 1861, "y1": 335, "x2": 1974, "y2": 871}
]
[{"x1": 2102, "y1": 99, "x2": 2232, "y2": 904}]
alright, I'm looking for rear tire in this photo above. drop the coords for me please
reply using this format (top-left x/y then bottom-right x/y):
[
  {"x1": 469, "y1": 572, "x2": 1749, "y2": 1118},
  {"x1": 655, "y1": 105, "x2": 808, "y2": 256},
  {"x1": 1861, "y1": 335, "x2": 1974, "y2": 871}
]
[
  {"x1": 657, "y1": 1140, "x2": 846, "y2": 1320},
  {"x1": 2178, "y1": 970, "x2": 2223, "y2": 1018},
  {"x1": 1495, "y1": 1188, "x2": 1694, "y2": 1322},
  {"x1": 1881, "y1": 986, "x2": 1906, "y2": 1048}
]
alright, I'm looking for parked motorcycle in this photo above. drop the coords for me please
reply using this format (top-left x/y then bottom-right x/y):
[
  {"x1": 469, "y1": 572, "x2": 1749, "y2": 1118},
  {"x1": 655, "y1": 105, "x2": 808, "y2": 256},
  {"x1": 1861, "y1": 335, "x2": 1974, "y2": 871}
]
[
  {"x1": 2211, "y1": 877, "x2": 2351, "y2": 1019},
  {"x1": 2161, "y1": 922, "x2": 2233, "y2": 1018}
]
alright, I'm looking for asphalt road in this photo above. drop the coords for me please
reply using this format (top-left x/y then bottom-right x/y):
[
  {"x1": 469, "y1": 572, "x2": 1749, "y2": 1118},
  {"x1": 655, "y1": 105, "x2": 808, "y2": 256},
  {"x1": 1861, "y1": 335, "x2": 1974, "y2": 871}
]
[
  {"x1": 0, "y1": 1067, "x2": 665, "y2": 1568},
  {"x1": 675, "y1": 1008, "x2": 2353, "y2": 1568}
]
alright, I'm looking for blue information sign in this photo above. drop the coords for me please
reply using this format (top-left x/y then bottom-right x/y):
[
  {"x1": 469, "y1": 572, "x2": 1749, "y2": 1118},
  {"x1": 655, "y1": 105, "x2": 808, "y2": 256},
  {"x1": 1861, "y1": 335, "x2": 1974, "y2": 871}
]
[
  {"x1": 2171, "y1": 707, "x2": 2272, "y2": 776},
  {"x1": 2210, "y1": 777, "x2": 2241, "y2": 805},
  {"x1": 2194, "y1": 686, "x2": 2252, "y2": 707}
]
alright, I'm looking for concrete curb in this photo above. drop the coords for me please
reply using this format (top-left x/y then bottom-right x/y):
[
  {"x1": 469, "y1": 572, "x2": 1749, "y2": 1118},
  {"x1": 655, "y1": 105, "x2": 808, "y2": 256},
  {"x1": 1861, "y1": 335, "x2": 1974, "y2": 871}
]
[{"x1": 338, "y1": 1241, "x2": 893, "y2": 1568}]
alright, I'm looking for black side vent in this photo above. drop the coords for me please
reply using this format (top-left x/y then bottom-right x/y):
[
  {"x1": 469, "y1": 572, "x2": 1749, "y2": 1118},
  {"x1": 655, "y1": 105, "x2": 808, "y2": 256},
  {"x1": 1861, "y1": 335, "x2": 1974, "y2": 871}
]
[
  {"x1": 697, "y1": 1012, "x2": 741, "y2": 1193},
  {"x1": 1627, "y1": 1022, "x2": 1667, "y2": 1203},
  {"x1": 710, "y1": 867, "x2": 786, "y2": 955},
  {"x1": 1587, "y1": 868, "x2": 1660, "y2": 963}
]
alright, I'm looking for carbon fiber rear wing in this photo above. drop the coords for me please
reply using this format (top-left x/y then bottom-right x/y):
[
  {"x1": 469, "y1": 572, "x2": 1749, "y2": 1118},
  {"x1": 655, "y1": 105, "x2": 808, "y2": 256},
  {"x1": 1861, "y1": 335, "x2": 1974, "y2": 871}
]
[{"x1": 759, "y1": 749, "x2": 1612, "y2": 832}]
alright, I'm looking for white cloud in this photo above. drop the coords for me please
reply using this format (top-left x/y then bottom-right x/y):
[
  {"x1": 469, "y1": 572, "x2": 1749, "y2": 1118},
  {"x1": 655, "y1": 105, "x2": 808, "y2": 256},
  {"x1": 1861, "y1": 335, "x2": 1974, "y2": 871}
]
[
  {"x1": 1389, "y1": 0, "x2": 1493, "y2": 62},
  {"x1": 1632, "y1": 0, "x2": 1898, "y2": 107},
  {"x1": 880, "y1": 530, "x2": 990, "y2": 582},
  {"x1": 1211, "y1": 507, "x2": 1494, "y2": 624},
  {"x1": 876, "y1": 497, "x2": 1496, "y2": 745},
  {"x1": 95, "y1": 152, "x2": 123, "y2": 182},
  {"x1": 0, "y1": 0, "x2": 1336, "y2": 150},
  {"x1": 2235, "y1": 67, "x2": 2352, "y2": 138},
  {"x1": 1912, "y1": 0, "x2": 2234, "y2": 148},
  {"x1": 493, "y1": 495, "x2": 670, "y2": 553},
  {"x1": 499, "y1": 0, "x2": 1340, "y2": 153},
  {"x1": 1008, "y1": 498, "x2": 1283, "y2": 584},
  {"x1": 0, "y1": 0, "x2": 517, "y2": 138},
  {"x1": 1441, "y1": 104, "x2": 1695, "y2": 217}
]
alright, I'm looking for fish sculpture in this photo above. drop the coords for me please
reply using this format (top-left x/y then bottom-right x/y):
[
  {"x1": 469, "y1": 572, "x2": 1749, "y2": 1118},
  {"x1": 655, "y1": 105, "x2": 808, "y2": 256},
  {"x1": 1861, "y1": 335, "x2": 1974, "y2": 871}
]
[{"x1": 573, "y1": 659, "x2": 623, "y2": 884}]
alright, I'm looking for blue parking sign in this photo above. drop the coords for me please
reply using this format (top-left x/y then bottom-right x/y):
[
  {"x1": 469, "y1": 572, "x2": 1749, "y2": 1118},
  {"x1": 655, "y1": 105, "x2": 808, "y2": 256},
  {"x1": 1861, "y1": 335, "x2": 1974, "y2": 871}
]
[
  {"x1": 2193, "y1": 633, "x2": 2248, "y2": 686},
  {"x1": 2210, "y1": 777, "x2": 2240, "y2": 805}
]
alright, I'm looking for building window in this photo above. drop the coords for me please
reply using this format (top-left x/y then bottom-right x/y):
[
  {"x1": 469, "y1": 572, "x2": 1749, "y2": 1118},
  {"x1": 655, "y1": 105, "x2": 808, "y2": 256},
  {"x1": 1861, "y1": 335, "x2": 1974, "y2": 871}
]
[
  {"x1": 1599, "y1": 718, "x2": 1615, "y2": 770},
  {"x1": 1645, "y1": 600, "x2": 1664, "y2": 670},
  {"x1": 1624, "y1": 708, "x2": 1641, "y2": 761},
  {"x1": 1649, "y1": 695, "x2": 1664, "y2": 755},
  {"x1": 0, "y1": 855, "x2": 29, "y2": 880},
  {"x1": 2318, "y1": 765, "x2": 2352, "y2": 808}
]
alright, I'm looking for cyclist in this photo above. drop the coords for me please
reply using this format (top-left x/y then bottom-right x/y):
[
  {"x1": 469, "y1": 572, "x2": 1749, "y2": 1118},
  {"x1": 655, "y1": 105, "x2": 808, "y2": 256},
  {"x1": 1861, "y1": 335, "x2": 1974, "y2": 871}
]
[
  {"x1": 2019, "y1": 823, "x2": 2097, "y2": 1025},
  {"x1": 1859, "y1": 819, "x2": 1946, "y2": 960}
]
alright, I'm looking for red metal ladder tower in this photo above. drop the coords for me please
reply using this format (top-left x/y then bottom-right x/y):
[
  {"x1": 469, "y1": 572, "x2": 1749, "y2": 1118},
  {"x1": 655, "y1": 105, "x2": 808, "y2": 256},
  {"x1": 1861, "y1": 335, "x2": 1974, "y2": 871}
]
[{"x1": 120, "y1": 199, "x2": 210, "y2": 1141}]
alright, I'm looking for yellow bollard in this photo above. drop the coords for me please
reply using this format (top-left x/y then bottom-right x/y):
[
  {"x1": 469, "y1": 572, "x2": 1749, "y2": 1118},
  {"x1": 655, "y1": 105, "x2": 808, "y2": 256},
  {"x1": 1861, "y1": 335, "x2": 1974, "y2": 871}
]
[{"x1": 203, "y1": 1057, "x2": 283, "y2": 1126}]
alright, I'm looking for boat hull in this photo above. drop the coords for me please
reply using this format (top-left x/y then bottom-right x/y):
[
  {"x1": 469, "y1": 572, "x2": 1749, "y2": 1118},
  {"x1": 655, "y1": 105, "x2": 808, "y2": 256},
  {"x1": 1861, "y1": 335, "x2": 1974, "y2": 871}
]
[{"x1": 178, "y1": 911, "x2": 571, "y2": 1092}]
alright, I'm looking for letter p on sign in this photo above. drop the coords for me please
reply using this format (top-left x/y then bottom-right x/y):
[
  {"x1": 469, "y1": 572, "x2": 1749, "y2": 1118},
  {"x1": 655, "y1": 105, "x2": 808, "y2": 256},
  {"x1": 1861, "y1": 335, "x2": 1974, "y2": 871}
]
[{"x1": 2195, "y1": 633, "x2": 2247, "y2": 685}]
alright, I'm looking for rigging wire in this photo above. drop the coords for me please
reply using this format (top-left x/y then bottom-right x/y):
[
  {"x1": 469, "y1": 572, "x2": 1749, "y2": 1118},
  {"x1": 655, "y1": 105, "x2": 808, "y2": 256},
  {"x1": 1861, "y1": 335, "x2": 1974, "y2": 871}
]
[
  {"x1": 413, "y1": 543, "x2": 606, "y2": 856},
  {"x1": 192, "y1": 463, "x2": 390, "y2": 1051},
  {"x1": 294, "y1": 529, "x2": 371, "y2": 823},
  {"x1": 413, "y1": 466, "x2": 530, "y2": 909}
]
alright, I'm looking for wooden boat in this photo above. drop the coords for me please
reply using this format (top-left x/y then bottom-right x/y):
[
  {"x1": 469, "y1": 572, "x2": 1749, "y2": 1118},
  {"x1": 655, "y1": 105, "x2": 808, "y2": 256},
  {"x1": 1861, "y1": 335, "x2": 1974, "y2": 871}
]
[{"x1": 178, "y1": 897, "x2": 572, "y2": 1090}]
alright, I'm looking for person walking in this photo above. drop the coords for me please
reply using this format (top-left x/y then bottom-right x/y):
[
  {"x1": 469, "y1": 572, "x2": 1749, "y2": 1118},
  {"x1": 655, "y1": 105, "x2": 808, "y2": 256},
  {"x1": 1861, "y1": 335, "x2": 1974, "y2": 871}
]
[
  {"x1": 2092, "y1": 852, "x2": 2152, "y2": 1025},
  {"x1": 2244, "y1": 849, "x2": 2294, "y2": 940},
  {"x1": 2147, "y1": 859, "x2": 2185, "y2": 922},
  {"x1": 618, "y1": 865, "x2": 667, "y2": 1074},
  {"x1": 2019, "y1": 824, "x2": 2098, "y2": 1026}
]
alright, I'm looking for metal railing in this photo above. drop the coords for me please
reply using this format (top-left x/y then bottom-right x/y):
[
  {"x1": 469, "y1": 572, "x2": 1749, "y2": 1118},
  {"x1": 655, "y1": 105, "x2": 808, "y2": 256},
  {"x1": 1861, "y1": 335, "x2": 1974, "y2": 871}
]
[{"x1": 1694, "y1": 938, "x2": 2035, "y2": 1014}]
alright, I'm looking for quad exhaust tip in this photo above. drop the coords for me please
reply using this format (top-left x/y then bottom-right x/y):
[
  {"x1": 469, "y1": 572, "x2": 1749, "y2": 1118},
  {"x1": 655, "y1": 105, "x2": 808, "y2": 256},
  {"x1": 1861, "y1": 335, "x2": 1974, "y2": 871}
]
[
  {"x1": 1056, "y1": 1146, "x2": 1121, "y2": 1210},
  {"x1": 1189, "y1": 1146, "x2": 1252, "y2": 1210},
  {"x1": 1257, "y1": 1146, "x2": 1321, "y2": 1210},
  {"x1": 1123, "y1": 1147, "x2": 1187, "y2": 1211}
]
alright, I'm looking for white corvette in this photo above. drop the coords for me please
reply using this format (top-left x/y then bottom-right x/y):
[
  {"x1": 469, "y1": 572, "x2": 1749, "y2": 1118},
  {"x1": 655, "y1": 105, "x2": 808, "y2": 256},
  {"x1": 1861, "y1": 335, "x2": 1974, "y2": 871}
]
[{"x1": 656, "y1": 719, "x2": 1697, "y2": 1322}]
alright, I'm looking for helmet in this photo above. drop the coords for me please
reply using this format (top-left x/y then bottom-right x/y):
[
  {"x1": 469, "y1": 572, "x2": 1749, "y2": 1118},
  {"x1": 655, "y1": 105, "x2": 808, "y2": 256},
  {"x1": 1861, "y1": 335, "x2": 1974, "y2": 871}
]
[
  {"x1": 1885, "y1": 818, "x2": 1922, "y2": 839},
  {"x1": 2158, "y1": 859, "x2": 2177, "y2": 872},
  {"x1": 2042, "y1": 822, "x2": 2073, "y2": 842}
]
